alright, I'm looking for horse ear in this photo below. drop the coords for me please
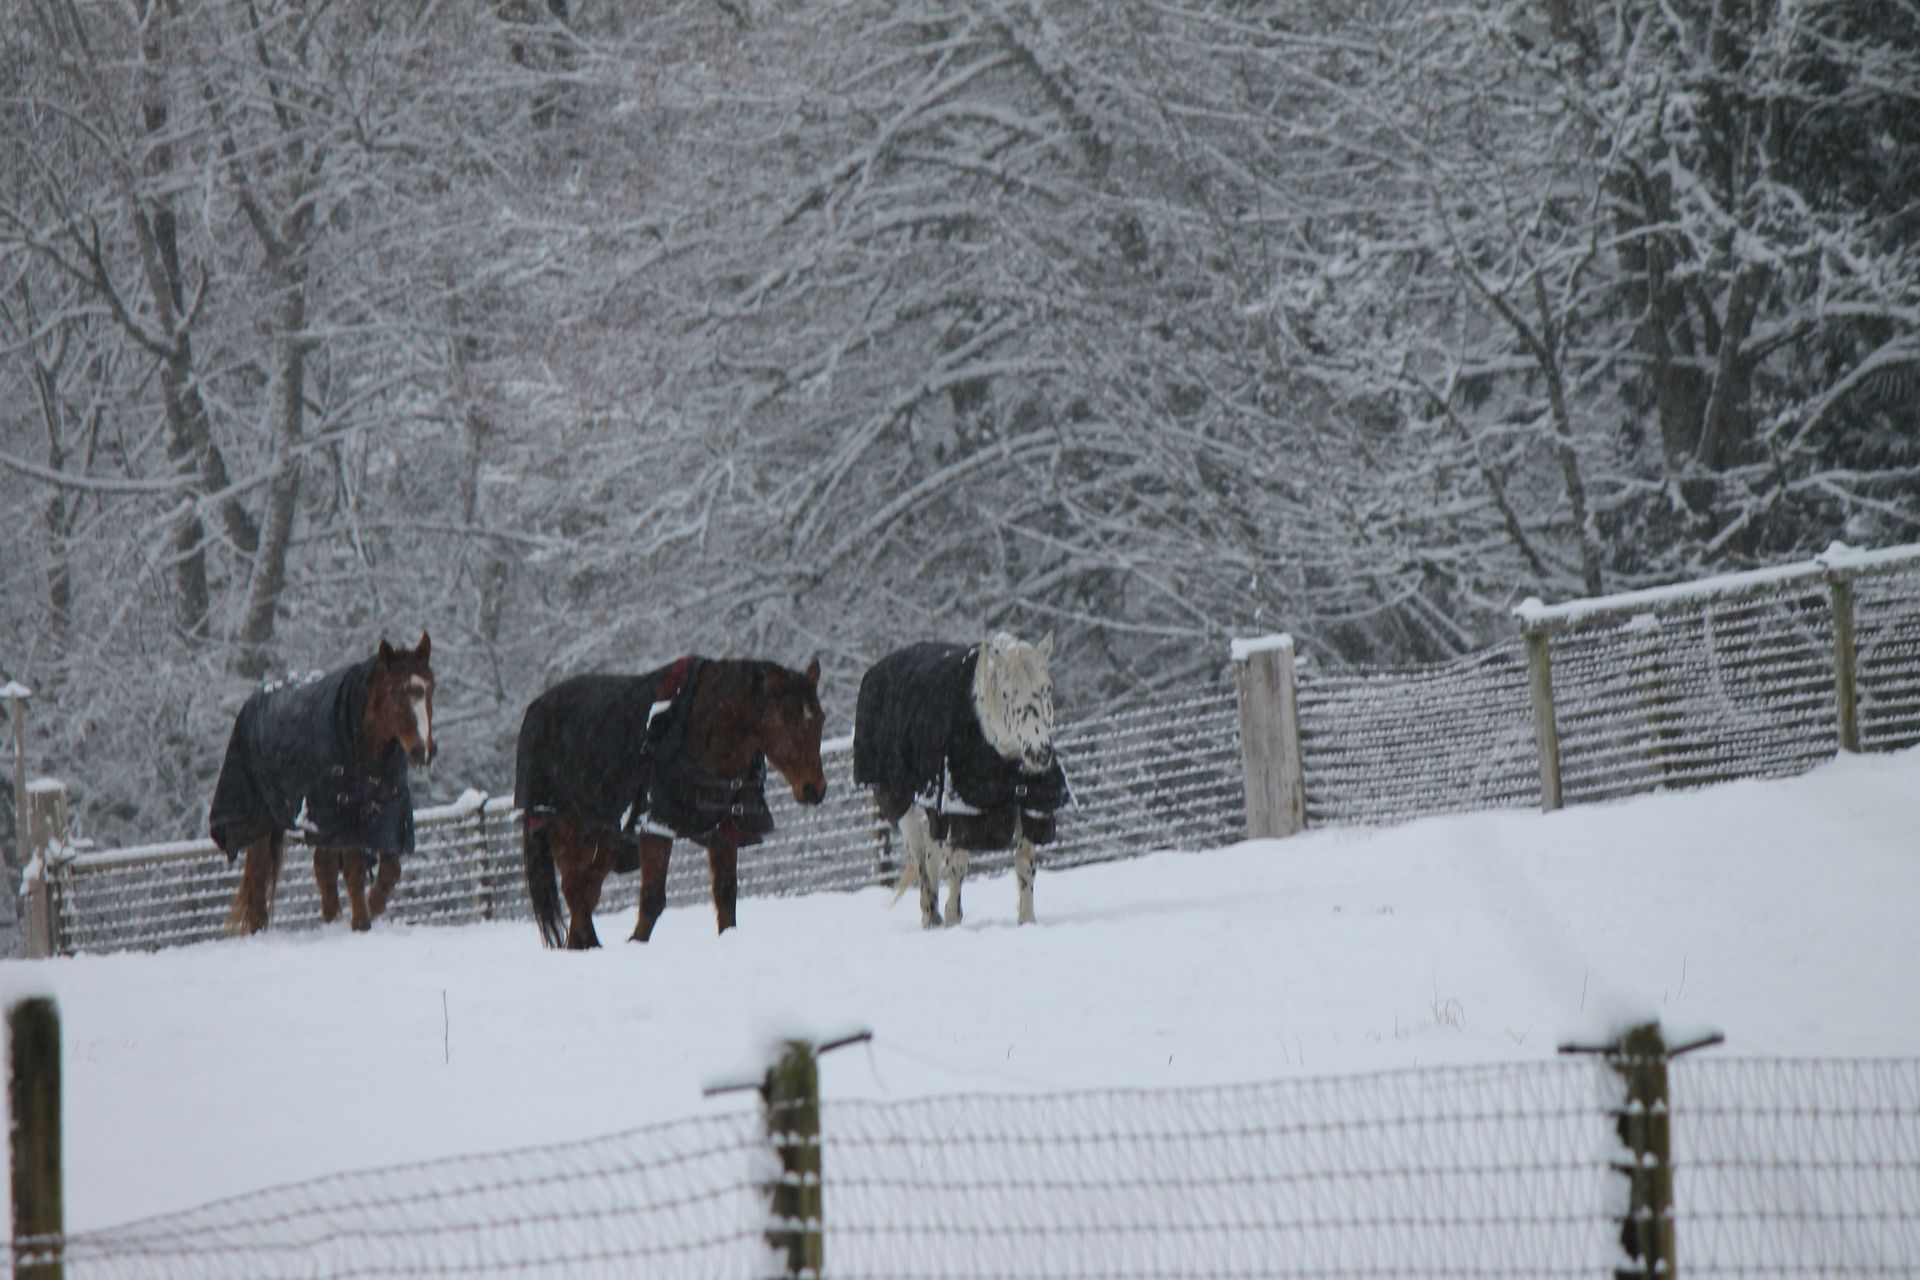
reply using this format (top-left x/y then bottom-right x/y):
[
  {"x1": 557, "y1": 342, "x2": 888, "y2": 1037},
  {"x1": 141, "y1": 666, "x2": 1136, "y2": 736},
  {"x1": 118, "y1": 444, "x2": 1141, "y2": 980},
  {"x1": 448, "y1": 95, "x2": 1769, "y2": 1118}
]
[
  {"x1": 416, "y1": 631, "x2": 431, "y2": 661},
  {"x1": 1037, "y1": 630, "x2": 1054, "y2": 660},
  {"x1": 805, "y1": 659, "x2": 820, "y2": 687},
  {"x1": 379, "y1": 637, "x2": 396, "y2": 663}
]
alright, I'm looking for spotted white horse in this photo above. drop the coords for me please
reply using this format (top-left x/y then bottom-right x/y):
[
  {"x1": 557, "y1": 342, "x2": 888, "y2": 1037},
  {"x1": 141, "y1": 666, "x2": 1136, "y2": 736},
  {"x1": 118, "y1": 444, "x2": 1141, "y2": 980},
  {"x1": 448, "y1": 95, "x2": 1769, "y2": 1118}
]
[{"x1": 853, "y1": 632, "x2": 1070, "y2": 927}]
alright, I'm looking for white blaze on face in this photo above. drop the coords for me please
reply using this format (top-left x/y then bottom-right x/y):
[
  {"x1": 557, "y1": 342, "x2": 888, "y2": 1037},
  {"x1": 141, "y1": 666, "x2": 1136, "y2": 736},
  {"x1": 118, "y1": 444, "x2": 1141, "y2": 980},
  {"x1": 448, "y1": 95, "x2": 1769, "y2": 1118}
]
[
  {"x1": 972, "y1": 630, "x2": 1056, "y2": 770},
  {"x1": 409, "y1": 676, "x2": 432, "y2": 750}
]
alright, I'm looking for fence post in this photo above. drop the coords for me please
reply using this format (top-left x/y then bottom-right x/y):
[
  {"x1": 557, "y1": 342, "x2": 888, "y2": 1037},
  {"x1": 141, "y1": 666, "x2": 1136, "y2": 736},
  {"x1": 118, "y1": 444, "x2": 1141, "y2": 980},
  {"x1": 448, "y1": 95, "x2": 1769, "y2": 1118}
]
[
  {"x1": 1608, "y1": 1022, "x2": 1675, "y2": 1280},
  {"x1": 1522, "y1": 626, "x2": 1563, "y2": 812},
  {"x1": 473, "y1": 798, "x2": 493, "y2": 923},
  {"x1": 1232, "y1": 635, "x2": 1305, "y2": 839},
  {"x1": 9, "y1": 996, "x2": 64, "y2": 1280},
  {"x1": 22, "y1": 783, "x2": 67, "y2": 961},
  {"x1": 1828, "y1": 574, "x2": 1861, "y2": 753},
  {"x1": 763, "y1": 1039, "x2": 825, "y2": 1278},
  {"x1": 5, "y1": 685, "x2": 27, "y2": 872}
]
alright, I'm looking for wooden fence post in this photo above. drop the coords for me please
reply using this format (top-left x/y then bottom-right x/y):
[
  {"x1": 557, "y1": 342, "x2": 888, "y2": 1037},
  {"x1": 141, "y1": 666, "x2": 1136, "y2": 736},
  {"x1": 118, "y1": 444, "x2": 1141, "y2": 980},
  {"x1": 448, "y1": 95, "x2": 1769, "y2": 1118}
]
[
  {"x1": 22, "y1": 783, "x2": 67, "y2": 961},
  {"x1": 5, "y1": 685, "x2": 27, "y2": 872},
  {"x1": 1523, "y1": 626, "x2": 1563, "y2": 812},
  {"x1": 763, "y1": 1039, "x2": 825, "y2": 1278},
  {"x1": 9, "y1": 996, "x2": 64, "y2": 1280},
  {"x1": 1609, "y1": 1022, "x2": 1676, "y2": 1280},
  {"x1": 472, "y1": 799, "x2": 494, "y2": 923},
  {"x1": 1232, "y1": 635, "x2": 1306, "y2": 839},
  {"x1": 1828, "y1": 575, "x2": 1861, "y2": 753}
]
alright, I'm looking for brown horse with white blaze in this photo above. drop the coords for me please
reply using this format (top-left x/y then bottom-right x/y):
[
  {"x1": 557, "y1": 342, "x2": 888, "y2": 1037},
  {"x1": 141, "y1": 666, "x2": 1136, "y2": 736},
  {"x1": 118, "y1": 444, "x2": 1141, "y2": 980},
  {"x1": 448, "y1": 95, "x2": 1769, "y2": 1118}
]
[
  {"x1": 516, "y1": 656, "x2": 827, "y2": 950},
  {"x1": 209, "y1": 635, "x2": 437, "y2": 935}
]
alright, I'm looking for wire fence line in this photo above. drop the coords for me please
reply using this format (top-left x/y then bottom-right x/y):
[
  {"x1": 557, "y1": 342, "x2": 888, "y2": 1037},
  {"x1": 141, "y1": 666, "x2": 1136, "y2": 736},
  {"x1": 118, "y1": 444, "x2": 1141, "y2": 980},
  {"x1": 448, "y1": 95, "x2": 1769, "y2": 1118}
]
[
  {"x1": 9, "y1": 1053, "x2": 1917, "y2": 1278},
  {"x1": 23, "y1": 542, "x2": 1920, "y2": 957}
]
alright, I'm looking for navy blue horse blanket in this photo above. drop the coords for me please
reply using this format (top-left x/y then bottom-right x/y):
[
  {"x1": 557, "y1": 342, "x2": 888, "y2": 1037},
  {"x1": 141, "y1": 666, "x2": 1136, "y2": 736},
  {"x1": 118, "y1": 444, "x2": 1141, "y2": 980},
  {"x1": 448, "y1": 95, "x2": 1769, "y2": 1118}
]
[
  {"x1": 514, "y1": 657, "x2": 773, "y2": 873},
  {"x1": 208, "y1": 657, "x2": 415, "y2": 859},
  {"x1": 853, "y1": 642, "x2": 1070, "y2": 852}
]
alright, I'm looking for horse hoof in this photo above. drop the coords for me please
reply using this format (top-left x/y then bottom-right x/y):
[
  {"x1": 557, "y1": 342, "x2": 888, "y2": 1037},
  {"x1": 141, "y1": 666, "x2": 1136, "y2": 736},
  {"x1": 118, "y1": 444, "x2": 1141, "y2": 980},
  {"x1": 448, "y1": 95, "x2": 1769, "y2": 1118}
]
[{"x1": 351, "y1": 917, "x2": 371, "y2": 933}]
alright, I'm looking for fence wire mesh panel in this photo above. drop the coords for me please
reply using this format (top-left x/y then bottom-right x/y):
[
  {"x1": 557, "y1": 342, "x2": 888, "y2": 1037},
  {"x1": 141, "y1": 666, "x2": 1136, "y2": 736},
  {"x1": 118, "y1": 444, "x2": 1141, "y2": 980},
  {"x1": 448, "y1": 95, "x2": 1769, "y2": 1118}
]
[
  {"x1": 1548, "y1": 589, "x2": 1840, "y2": 806},
  {"x1": 1853, "y1": 566, "x2": 1920, "y2": 752},
  {"x1": 1671, "y1": 1056, "x2": 1920, "y2": 1277},
  {"x1": 46, "y1": 689, "x2": 1244, "y2": 956},
  {"x1": 1296, "y1": 649, "x2": 1538, "y2": 827},
  {"x1": 822, "y1": 1062, "x2": 1624, "y2": 1279},
  {"x1": 10, "y1": 1107, "x2": 772, "y2": 1280}
]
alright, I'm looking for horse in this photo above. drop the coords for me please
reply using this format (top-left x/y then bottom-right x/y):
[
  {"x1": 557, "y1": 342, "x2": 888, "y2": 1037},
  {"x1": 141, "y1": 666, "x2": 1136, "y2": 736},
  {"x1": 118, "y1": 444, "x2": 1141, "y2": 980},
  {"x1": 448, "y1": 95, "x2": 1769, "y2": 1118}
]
[
  {"x1": 854, "y1": 631, "x2": 1069, "y2": 928},
  {"x1": 209, "y1": 634, "x2": 437, "y2": 936},
  {"x1": 515, "y1": 655, "x2": 827, "y2": 950}
]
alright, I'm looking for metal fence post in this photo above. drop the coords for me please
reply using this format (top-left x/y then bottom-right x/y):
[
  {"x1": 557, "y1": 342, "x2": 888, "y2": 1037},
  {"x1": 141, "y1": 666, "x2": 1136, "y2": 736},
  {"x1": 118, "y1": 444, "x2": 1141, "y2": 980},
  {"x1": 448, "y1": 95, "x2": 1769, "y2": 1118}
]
[
  {"x1": 1232, "y1": 635, "x2": 1305, "y2": 839},
  {"x1": 9, "y1": 995, "x2": 64, "y2": 1279}
]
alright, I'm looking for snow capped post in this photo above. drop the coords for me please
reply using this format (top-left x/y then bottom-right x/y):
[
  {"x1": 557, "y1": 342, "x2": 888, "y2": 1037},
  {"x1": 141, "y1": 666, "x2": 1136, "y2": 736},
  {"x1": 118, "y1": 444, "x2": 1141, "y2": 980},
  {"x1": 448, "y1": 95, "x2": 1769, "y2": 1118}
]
[
  {"x1": 1513, "y1": 607, "x2": 1563, "y2": 813},
  {"x1": 5, "y1": 682, "x2": 28, "y2": 873},
  {"x1": 1562, "y1": 1020, "x2": 1723, "y2": 1280},
  {"x1": 21, "y1": 781, "x2": 68, "y2": 961},
  {"x1": 1821, "y1": 550, "x2": 1862, "y2": 754},
  {"x1": 708, "y1": 1029, "x2": 868, "y2": 1279},
  {"x1": 8, "y1": 995, "x2": 63, "y2": 1278},
  {"x1": 1230, "y1": 635, "x2": 1305, "y2": 839},
  {"x1": 764, "y1": 1039, "x2": 825, "y2": 1278}
]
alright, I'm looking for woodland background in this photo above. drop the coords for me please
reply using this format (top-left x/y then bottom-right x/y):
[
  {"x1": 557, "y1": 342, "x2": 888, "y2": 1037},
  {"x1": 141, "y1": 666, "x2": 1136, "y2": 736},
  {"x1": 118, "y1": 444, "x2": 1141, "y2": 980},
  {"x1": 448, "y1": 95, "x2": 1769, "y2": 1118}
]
[{"x1": 3, "y1": 0, "x2": 1916, "y2": 849}]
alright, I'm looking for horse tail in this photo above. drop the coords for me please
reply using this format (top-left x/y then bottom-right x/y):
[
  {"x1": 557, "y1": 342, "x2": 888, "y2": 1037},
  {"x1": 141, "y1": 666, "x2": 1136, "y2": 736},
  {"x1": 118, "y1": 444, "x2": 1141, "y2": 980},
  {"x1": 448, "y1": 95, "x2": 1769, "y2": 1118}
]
[
  {"x1": 225, "y1": 831, "x2": 286, "y2": 936},
  {"x1": 887, "y1": 848, "x2": 918, "y2": 906},
  {"x1": 523, "y1": 820, "x2": 565, "y2": 949}
]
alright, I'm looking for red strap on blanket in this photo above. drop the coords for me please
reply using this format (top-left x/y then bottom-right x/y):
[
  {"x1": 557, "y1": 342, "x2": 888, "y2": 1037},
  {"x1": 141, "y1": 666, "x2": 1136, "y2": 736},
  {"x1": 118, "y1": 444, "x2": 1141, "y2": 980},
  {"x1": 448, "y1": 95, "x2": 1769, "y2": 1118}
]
[{"x1": 655, "y1": 655, "x2": 695, "y2": 706}]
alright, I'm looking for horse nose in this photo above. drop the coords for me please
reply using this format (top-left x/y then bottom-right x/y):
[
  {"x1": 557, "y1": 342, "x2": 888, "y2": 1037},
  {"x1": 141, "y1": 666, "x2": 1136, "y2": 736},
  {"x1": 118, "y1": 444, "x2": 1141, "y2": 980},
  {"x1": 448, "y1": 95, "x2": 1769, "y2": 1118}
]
[
  {"x1": 1025, "y1": 744, "x2": 1053, "y2": 771},
  {"x1": 412, "y1": 742, "x2": 434, "y2": 768},
  {"x1": 801, "y1": 781, "x2": 826, "y2": 806}
]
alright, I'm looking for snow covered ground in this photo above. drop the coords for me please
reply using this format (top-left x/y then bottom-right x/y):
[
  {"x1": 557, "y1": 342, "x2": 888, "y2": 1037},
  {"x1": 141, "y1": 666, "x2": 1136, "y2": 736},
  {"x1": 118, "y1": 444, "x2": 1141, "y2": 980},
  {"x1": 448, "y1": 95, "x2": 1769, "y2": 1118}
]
[{"x1": 5, "y1": 746, "x2": 1917, "y2": 1233}]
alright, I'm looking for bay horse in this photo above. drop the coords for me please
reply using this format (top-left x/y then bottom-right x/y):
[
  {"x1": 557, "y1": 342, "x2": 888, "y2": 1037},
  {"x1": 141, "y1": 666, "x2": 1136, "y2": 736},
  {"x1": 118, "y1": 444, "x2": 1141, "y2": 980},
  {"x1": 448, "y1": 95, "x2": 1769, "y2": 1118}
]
[
  {"x1": 210, "y1": 635, "x2": 437, "y2": 935},
  {"x1": 854, "y1": 632, "x2": 1069, "y2": 928},
  {"x1": 516, "y1": 655, "x2": 827, "y2": 950}
]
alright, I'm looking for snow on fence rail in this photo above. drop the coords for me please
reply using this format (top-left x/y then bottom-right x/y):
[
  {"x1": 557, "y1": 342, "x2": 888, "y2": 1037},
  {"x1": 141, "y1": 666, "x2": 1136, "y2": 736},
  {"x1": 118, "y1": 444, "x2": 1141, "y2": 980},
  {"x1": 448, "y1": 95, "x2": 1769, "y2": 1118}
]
[
  {"x1": 8, "y1": 1036, "x2": 1917, "y2": 1278},
  {"x1": 21, "y1": 542, "x2": 1920, "y2": 958}
]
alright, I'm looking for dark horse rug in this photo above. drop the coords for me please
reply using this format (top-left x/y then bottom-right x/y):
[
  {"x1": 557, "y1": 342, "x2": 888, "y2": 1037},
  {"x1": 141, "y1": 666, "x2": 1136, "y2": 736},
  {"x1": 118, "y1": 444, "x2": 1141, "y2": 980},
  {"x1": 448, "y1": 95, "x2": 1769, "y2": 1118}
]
[
  {"x1": 854, "y1": 641, "x2": 1070, "y2": 851},
  {"x1": 208, "y1": 658, "x2": 415, "y2": 858},
  {"x1": 513, "y1": 656, "x2": 774, "y2": 871}
]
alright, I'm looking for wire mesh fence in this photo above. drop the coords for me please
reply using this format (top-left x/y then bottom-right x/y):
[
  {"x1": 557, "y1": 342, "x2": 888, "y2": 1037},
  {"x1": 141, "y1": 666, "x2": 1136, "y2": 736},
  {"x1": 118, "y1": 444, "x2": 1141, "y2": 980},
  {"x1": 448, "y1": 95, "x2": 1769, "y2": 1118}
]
[
  {"x1": 30, "y1": 543, "x2": 1920, "y2": 957},
  {"x1": 10, "y1": 1051, "x2": 1917, "y2": 1278},
  {"x1": 42, "y1": 691, "x2": 1245, "y2": 957}
]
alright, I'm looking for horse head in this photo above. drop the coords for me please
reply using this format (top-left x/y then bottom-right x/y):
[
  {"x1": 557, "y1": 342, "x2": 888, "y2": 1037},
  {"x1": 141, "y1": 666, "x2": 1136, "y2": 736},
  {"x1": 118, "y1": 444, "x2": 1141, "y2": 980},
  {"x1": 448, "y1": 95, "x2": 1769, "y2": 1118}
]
[
  {"x1": 368, "y1": 633, "x2": 437, "y2": 767},
  {"x1": 973, "y1": 630, "x2": 1056, "y2": 772},
  {"x1": 758, "y1": 659, "x2": 828, "y2": 806}
]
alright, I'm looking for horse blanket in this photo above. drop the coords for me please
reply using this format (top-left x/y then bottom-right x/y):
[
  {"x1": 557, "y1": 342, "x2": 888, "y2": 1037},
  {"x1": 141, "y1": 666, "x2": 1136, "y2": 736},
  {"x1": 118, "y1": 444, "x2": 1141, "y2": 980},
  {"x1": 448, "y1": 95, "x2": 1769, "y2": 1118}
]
[
  {"x1": 514, "y1": 657, "x2": 773, "y2": 872},
  {"x1": 853, "y1": 642, "x2": 1070, "y2": 852},
  {"x1": 208, "y1": 657, "x2": 415, "y2": 859}
]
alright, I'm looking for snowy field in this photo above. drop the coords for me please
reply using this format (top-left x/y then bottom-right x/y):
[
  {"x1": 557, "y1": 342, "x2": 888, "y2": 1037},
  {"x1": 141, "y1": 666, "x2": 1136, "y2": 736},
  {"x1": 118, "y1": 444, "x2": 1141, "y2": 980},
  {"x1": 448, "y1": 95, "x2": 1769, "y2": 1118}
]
[{"x1": 5, "y1": 745, "x2": 1918, "y2": 1234}]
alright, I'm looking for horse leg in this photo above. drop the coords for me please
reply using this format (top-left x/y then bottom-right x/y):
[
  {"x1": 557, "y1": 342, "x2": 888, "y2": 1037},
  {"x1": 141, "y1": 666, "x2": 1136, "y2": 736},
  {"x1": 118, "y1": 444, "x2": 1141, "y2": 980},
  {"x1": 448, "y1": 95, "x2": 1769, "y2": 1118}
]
[
  {"x1": 1014, "y1": 835, "x2": 1038, "y2": 925},
  {"x1": 942, "y1": 840, "x2": 969, "y2": 928},
  {"x1": 551, "y1": 823, "x2": 607, "y2": 950},
  {"x1": 901, "y1": 807, "x2": 941, "y2": 929},
  {"x1": 342, "y1": 851, "x2": 374, "y2": 932},
  {"x1": 368, "y1": 852, "x2": 402, "y2": 921},
  {"x1": 630, "y1": 835, "x2": 672, "y2": 943},
  {"x1": 313, "y1": 848, "x2": 343, "y2": 924},
  {"x1": 706, "y1": 838, "x2": 739, "y2": 934},
  {"x1": 225, "y1": 833, "x2": 285, "y2": 936}
]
